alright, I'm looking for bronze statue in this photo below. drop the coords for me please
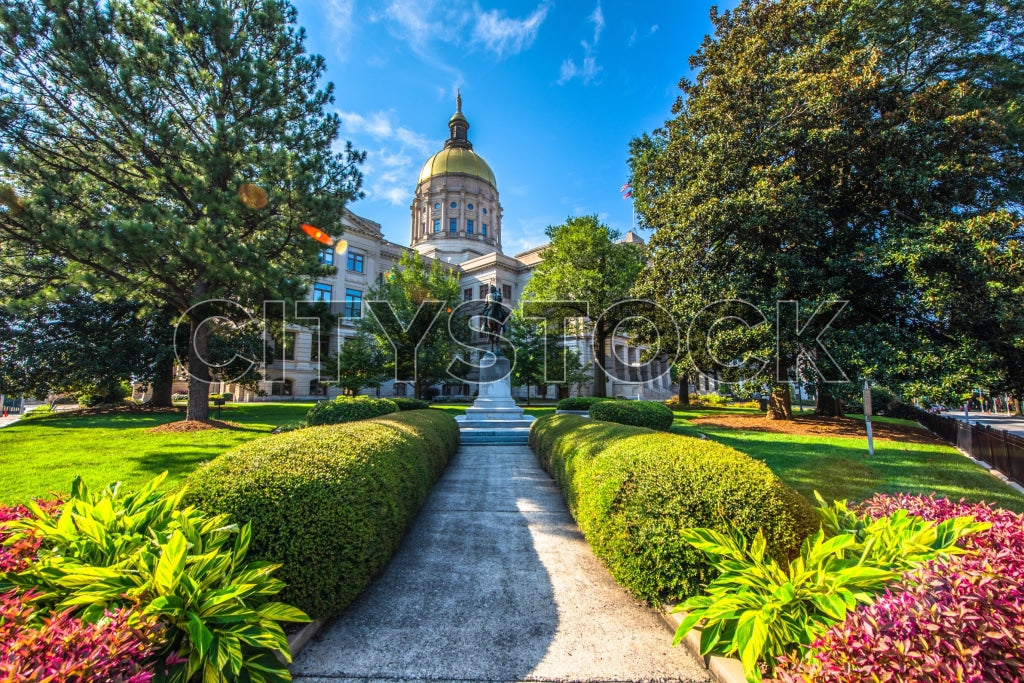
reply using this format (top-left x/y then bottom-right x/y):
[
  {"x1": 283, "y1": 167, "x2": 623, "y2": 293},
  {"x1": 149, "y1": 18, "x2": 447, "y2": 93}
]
[{"x1": 481, "y1": 284, "x2": 510, "y2": 350}]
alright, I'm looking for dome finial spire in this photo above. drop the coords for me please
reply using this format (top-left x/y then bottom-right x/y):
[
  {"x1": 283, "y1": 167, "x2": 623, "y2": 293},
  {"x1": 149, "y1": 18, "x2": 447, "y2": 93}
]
[{"x1": 456, "y1": 88, "x2": 462, "y2": 113}]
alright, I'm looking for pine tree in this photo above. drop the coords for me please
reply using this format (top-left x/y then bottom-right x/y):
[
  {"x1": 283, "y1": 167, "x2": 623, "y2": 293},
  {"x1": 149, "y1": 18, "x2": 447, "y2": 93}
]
[{"x1": 0, "y1": 0, "x2": 364, "y2": 420}]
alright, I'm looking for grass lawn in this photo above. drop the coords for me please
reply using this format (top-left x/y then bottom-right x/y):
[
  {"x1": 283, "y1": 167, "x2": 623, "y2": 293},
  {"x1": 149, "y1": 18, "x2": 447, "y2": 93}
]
[
  {"x1": 0, "y1": 403, "x2": 315, "y2": 505},
  {"x1": 671, "y1": 407, "x2": 1024, "y2": 512}
]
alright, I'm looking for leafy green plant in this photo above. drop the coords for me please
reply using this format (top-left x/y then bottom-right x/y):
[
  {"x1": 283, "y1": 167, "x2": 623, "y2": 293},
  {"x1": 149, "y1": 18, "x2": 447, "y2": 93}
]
[
  {"x1": 555, "y1": 396, "x2": 609, "y2": 411},
  {"x1": 674, "y1": 496, "x2": 989, "y2": 682},
  {"x1": 0, "y1": 474, "x2": 309, "y2": 683}
]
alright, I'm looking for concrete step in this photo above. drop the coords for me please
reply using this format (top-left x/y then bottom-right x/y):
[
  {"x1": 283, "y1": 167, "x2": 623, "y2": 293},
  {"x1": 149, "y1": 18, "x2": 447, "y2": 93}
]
[{"x1": 458, "y1": 427, "x2": 532, "y2": 444}]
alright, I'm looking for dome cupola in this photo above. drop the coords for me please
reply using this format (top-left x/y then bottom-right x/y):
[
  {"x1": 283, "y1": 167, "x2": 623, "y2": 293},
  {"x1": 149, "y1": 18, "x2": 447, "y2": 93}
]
[{"x1": 411, "y1": 92, "x2": 504, "y2": 263}]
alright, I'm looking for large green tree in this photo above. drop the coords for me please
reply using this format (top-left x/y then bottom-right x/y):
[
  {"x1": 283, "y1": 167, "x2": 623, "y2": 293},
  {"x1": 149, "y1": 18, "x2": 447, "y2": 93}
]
[
  {"x1": 0, "y1": 0, "x2": 364, "y2": 420},
  {"x1": 630, "y1": 0, "x2": 1024, "y2": 417},
  {"x1": 521, "y1": 215, "x2": 645, "y2": 397},
  {"x1": 361, "y1": 251, "x2": 462, "y2": 400}
]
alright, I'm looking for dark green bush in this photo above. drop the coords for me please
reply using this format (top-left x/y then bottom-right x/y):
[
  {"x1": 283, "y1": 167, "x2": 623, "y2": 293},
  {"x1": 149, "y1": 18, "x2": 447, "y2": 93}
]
[
  {"x1": 305, "y1": 395, "x2": 399, "y2": 426},
  {"x1": 182, "y1": 409, "x2": 459, "y2": 619},
  {"x1": 529, "y1": 414, "x2": 819, "y2": 606},
  {"x1": 589, "y1": 399, "x2": 675, "y2": 431},
  {"x1": 76, "y1": 380, "x2": 132, "y2": 407},
  {"x1": 555, "y1": 396, "x2": 610, "y2": 411},
  {"x1": 391, "y1": 397, "x2": 431, "y2": 411}
]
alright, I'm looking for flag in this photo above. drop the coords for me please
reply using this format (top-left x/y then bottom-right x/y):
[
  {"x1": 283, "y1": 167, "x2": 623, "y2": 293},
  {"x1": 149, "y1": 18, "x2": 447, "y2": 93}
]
[{"x1": 621, "y1": 181, "x2": 632, "y2": 199}]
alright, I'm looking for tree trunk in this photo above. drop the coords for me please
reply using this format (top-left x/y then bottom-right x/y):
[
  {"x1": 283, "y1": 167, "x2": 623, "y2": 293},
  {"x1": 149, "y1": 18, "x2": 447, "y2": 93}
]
[
  {"x1": 592, "y1": 329, "x2": 607, "y2": 398},
  {"x1": 185, "y1": 318, "x2": 211, "y2": 421},
  {"x1": 677, "y1": 373, "x2": 690, "y2": 407},
  {"x1": 815, "y1": 389, "x2": 845, "y2": 417},
  {"x1": 767, "y1": 385, "x2": 793, "y2": 420},
  {"x1": 149, "y1": 353, "x2": 175, "y2": 408},
  {"x1": 1015, "y1": 392, "x2": 1022, "y2": 416}
]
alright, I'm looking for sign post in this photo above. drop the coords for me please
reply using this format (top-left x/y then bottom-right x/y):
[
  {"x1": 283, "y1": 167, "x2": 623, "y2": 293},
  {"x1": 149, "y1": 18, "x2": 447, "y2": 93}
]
[{"x1": 863, "y1": 380, "x2": 874, "y2": 457}]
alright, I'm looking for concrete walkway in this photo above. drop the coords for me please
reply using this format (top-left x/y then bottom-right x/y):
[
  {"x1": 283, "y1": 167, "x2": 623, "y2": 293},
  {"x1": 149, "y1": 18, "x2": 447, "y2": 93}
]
[{"x1": 291, "y1": 444, "x2": 710, "y2": 683}]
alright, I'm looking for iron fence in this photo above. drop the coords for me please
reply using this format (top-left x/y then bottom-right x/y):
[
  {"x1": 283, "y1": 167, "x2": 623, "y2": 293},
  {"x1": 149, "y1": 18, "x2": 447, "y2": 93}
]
[{"x1": 913, "y1": 408, "x2": 1024, "y2": 487}]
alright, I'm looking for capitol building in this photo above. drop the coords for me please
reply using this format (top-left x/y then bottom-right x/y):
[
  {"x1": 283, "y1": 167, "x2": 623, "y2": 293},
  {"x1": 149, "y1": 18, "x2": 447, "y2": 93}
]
[{"x1": 229, "y1": 97, "x2": 685, "y2": 402}]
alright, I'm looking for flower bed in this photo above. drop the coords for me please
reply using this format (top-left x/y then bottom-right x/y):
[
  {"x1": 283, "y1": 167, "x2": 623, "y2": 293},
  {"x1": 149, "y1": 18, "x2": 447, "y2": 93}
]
[{"x1": 777, "y1": 495, "x2": 1024, "y2": 683}]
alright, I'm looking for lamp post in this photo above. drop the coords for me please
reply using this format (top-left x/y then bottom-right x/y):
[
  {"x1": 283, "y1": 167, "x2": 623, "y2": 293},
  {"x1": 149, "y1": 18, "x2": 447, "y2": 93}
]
[{"x1": 863, "y1": 380, "x2": 874, "y2": 457}]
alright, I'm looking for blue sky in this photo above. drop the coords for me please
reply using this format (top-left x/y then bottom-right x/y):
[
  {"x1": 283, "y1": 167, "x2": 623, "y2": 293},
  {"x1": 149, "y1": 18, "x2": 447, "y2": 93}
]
[{"x1": 291, "y1": 0, "x2": 737, "y2": 255}]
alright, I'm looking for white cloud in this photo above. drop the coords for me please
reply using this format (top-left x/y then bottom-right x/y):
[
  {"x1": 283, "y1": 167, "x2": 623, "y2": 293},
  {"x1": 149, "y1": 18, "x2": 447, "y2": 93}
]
[
  {"x1": 473, "y1": 3, "x2": 550, "y2": 59},
  {"x1": 335, "y1": 109, "x2": 439, "y2": 207},
  {"x1": 650, "y1": 24, "x2": 659, "y2": 35},
  {"x1": 587, "y1": 3, "x2": 605, "y2": 49},
  {"x1": 557, "y1": 55, "x2": 601, "y2": 85},
  {"x1": 557, "y1": 3, "x2": 604, "y2": 86},
  {"x1": 325, "y1": 0, "x2": 356, "y2": 58}
]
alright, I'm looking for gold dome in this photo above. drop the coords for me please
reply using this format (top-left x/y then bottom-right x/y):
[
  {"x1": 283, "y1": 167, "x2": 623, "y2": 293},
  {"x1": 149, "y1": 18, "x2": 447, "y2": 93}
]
[{"x1": 418, "y1": 147, "x2": 497, "y2": 188}]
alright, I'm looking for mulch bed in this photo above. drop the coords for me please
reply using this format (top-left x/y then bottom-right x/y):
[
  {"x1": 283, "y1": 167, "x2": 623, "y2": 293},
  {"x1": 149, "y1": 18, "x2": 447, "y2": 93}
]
[
  {"x1": 690, "y1": 414, "x2": 945, "y2": 445},
  {"x1": 146, "y1": 419, "x2": 242, "y2": 433}
]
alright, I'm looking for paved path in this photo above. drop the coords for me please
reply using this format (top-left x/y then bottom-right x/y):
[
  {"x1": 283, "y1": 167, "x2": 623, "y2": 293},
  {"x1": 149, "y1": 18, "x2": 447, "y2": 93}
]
[
  {"x1": 291, "y1": 444, "x2": 710, "y2": 683},
  {"x1": 0, "y1": 404, "x2": 40, "y2": 429}
]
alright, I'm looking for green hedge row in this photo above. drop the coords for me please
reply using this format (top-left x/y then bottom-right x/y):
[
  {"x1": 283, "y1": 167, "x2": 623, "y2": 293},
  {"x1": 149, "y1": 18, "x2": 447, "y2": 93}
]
[
  {"x1": 306, "y1": 396, "x2": 399, "y2": 426},
  {"x1": 529, "y1": 414, "x2": 818, "y2": 606},
  {"x1": 182, "y1": 410, "x2": 459, "y2": 619},
  {"x1": 589, "y1": 399, "x2": 675, "y2": 430},
  {"x1": 556, "y1": 396, "x2": 610, "y2": 411},
  {"x1": 391, "y1": 397, "x2": 431, "y2": 411}
]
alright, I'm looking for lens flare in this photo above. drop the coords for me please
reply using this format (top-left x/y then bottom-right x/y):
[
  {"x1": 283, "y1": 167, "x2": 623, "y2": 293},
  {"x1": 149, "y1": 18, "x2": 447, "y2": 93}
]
[
  {"x1": 301, "y1": 223, "x2": 332, "y2": 245},
  {"x1": 333, "y1": 239, "x2": 349, "y2": 254},
  {"x1": 237, "y1": 183, "x2": 268, "y2": 209}
]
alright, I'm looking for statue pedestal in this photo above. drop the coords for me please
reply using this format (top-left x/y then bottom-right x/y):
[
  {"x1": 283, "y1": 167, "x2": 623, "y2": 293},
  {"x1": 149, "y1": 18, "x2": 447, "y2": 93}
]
[{"x1": 455, "y1": 354, "x2": 534, "y2": 444}]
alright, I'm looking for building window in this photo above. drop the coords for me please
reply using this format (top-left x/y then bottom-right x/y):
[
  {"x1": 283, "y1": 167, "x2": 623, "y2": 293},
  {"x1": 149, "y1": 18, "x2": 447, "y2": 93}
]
[
  {"x1": 433, "y1": 219, "x2": 440, "y2": 233},
  {"x1": 502, "y1": 284, "x2": 512, "y2": 299},
  {"x1": 310, "y1": 333, "x2": 331, "y2": 362},
  {"x1": 434, "y1": 202, "x2": 441, "y2": 210},
  {"x1": 313, "y1": 283, "x2": 332, "y2": 302},
  {"x1": 275, "y1": 332, "x2": 295, "y2": 361},
  {"x1": 479, "y1": 284, "x2": 488, "y2": 299},
  {"x1": 450, "y1": 201, "x2": 457, "y2": 209},
  {"x1": 347, "y1": 252, "x2": 364, "y2": 273},
  {"x1": 449, "y1": 218, "x2": 457, "y2": 232},
  {"x1": 344, "y1": 289, "x2": 362, "y2": 319},
  {"x1": 482, "y1": 223, "x2": 487, "y2": 236},
  {"x1": 467, "y1": 219, "x2": 474, "y2": 234},
  {"x1": 467, "y1": 203, "x2": 474, "y2": 210},
  {"x1": 270, "y1": 379, "x2": 293, "y2": 396},
  {"x1": 482, "y1": 208, "x2": 487, "y2": 215},
  {"x1": 309, "y1": 379, "x2": 327, "y2": 396},
  {"x1": 318, "y1": 248, "x2": 334, "y2": 265},
  {"x1": 394, "y1": 382, "x2": 407, "y2": 397},
  {"x1": 463, "y1": 288, "x2": 473, "y2": 302}
]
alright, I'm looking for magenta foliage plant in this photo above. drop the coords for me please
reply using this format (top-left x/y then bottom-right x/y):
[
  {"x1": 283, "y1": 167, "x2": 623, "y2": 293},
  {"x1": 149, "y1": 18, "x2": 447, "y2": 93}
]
[
  {"x1": 0, "y1": 499, "x2": 62, "y2": 573},
  {"x1": 778, "y1": 495, "x2": 1024, "y2": 683},
  {"x1": 0, "y1": 588, "x2": 161, "y2": 683}
]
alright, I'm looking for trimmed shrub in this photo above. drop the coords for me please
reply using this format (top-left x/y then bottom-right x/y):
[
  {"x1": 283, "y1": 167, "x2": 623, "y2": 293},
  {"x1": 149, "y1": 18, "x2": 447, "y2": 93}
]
[
  {"x1": 589, "y1": 399, "x2": 675, "y2": 431},
  {"x1": 529, "y1": 415, "x2": 818, "y2": 605},
  {"x1": 779, "y1": 495, "x2": 1024, "y2": 682},
  {"x1": 305, "y1": 395, "x2": 399, "y2": 426},
  {"x1": 392, "y1": 397, "x2": 430, "y2": 411},
  {"x1": 556, "y1": 396, "x2": 610, "y2": 411},
  {"x1": 182, "y1": 410, "x2": 460, "y2": 619}
]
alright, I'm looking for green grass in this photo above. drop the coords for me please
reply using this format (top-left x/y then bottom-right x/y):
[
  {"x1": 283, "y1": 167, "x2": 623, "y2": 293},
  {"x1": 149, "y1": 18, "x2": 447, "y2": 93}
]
[
  {"x1": 670, "y1": 407, "x2": 1024, "y2": 512},
  {"x1": 0, "y1": 403, "x2": 315, "y2": 505}
]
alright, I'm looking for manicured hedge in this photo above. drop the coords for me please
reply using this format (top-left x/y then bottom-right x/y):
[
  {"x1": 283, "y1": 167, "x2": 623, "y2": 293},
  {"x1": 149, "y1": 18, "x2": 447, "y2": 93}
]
[
  {"x1": 529, "y1": 414, "x2": 818, "y2": 605},
  {"x1": 305, "y1": 396, "x2": 399, "y2": 426},
  {"x1": 391, "y1": 397, "x2": 431, "y2": 411},
  {"x1": 589, "y1": 399, "x2": 675, "y2": 430},
  {"x1": 182, "y1": 410, "x2": 459, "y2": 619},
  {"x1": 556, "y1": 396, "x2": 610, "y2": 411}
]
